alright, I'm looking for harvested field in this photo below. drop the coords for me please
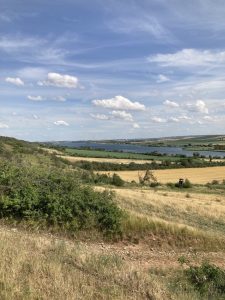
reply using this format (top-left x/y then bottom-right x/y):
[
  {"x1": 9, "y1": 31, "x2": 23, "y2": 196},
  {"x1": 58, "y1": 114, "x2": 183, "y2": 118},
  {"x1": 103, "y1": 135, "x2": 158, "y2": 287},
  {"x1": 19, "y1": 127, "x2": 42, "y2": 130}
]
[
  {"x1": 98, "y1": 166, "x2": 225, "y2": 184},
  {"x1": 60, "y1": 155, "x2": 158, "y2": 164}
]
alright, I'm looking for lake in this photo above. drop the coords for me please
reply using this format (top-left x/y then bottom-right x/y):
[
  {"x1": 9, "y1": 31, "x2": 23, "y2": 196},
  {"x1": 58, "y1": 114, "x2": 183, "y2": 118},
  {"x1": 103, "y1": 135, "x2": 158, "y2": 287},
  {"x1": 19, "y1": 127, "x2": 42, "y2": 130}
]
[{"x1": 53, "y1": 141, "x2": 225, "y2": 158}]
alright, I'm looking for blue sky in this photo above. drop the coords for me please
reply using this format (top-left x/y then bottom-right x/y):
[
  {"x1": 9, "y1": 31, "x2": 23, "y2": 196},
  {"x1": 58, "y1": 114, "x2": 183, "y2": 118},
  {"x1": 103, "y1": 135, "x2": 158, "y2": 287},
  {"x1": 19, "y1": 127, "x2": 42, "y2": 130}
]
[{"x1": 1, "y1": 0, "x2": 225, "y2": 141}]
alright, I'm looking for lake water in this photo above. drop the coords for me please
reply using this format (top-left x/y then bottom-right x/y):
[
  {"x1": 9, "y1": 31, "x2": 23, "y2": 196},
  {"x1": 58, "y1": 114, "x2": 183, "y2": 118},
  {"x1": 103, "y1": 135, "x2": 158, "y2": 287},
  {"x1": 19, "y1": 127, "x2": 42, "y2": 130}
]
[{"x1": 54, "y1": 141, "x2": 225, "y2": 158}]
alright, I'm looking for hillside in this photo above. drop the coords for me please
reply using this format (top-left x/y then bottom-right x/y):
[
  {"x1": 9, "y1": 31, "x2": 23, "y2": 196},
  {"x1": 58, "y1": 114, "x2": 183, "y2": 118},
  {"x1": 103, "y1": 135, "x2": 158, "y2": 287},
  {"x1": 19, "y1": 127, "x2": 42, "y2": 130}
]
[{"x1": 0, "y1": 136, "x2": 225, "y2": 299}]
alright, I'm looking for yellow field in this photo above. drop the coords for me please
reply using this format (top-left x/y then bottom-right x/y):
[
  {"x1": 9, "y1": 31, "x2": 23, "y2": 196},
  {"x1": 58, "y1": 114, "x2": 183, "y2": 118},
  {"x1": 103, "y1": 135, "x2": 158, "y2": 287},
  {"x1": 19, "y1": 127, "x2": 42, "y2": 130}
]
[
  {"x1": 60, "y1": 154, "x2": 158, "y2": 164},
  {"x1": 97, "y1": 166, "x2": 225, "y2": 184}
]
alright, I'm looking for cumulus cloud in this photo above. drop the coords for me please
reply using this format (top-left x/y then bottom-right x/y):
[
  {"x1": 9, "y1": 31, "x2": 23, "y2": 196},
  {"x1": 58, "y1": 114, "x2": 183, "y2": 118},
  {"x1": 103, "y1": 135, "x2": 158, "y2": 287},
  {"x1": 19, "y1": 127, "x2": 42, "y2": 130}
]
[
  {"x1": 0, "y1": 122, "x2": 9, "y2": 128},
  {"x1": 163, "y1": 100, "x2": 179, "y2": 108},
  {"x1": 186, "y1": 100, "x2": 209, "y2": 114},
  {"x1": 151, "y1": 117, "x2": 166, "y2": 123},
  {"x1": 5, "y1": 77, "x2": 24, "y2": 86},
  {"x1": 53, "y1": 120, "x2": 69, "y2": 126},
  {"x1": 132, "y1": 123, "x2": 140, "y2": 128},
  {"x1": 90, "y1": 113, "x2": 110, "y2": 120},
  {"x1": 27, "y1": 95, "x2": 44, "y2": 101},
  {"x1": 157, "y1": 74, "x2": 170, "y2": 83},
  {"x1": 92, "y1": 95, "x2": 146, "y2": 111},
  {"x1": 148, "y1": 49, "x2": 225, "y2": 67},
  {"x1": 38, "y1": 72, "x2": 79, "y2": 88},
  {"x1": 111, "y1": 110, "x2": 133, "y2": 121}
]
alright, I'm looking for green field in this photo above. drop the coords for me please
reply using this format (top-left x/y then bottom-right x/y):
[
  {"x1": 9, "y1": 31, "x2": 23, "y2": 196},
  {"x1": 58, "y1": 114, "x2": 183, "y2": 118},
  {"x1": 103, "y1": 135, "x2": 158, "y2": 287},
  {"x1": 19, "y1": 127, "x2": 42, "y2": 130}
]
[
  {"x1": 65, "y1": 148, "x2": 183, "y2": 161},
  {"x1": 128, "y1": 135, "x2": 225, "y2": 149}
]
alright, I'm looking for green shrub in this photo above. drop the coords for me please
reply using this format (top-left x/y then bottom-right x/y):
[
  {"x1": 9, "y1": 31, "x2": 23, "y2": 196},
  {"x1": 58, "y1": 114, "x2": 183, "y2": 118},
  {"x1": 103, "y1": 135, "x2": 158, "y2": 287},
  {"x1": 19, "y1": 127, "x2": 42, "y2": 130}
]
[
  {"x1": 185, "y1": 262, "x2": 225, "y2": 296},
  {"x1": 112, "y1": 173, "x2": 124, "y2": 186},
  {"x1": 0, "y1": 160, "x2": 123, "y2": 235},
  {"x1": 183, "y1": 179, "x2": 192, "y2": 188}
]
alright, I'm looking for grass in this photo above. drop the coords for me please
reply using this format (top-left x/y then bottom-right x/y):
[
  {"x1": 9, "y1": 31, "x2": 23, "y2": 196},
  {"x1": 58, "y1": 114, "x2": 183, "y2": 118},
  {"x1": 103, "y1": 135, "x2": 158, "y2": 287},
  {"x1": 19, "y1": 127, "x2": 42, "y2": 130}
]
[
  {"x1": 105, "y1": 186, "x2": 225, "y2": 247},
  {"x1": 1, "y1": 225, "x2": 225, "y2": 300},
  {"x1": 97, "y1": 166, "x2": 225, "y2": 184},
  {"x1": 1, "y1": 136, "x2": 225, "y2": 299},
  {"x1": 65, "y1": 148, "x2": 183, "y2": 161},
  {"x1": 0, "y1": 227, "x2": 175, "y2": 299}
]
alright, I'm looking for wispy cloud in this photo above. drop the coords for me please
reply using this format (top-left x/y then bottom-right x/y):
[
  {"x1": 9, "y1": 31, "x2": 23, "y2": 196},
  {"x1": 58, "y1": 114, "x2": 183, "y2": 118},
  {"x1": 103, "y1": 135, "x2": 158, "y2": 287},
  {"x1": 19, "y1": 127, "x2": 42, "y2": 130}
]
[{"x1": 148, "y1": 49, "x2": 225, "y2": 67}]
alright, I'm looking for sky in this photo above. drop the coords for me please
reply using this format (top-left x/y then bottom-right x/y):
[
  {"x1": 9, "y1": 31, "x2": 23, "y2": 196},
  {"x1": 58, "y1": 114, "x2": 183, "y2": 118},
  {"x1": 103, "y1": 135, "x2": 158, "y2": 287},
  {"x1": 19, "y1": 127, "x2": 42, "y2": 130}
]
[{"x1": 1, "y1": 0, "x2": 225, "y2": 141}]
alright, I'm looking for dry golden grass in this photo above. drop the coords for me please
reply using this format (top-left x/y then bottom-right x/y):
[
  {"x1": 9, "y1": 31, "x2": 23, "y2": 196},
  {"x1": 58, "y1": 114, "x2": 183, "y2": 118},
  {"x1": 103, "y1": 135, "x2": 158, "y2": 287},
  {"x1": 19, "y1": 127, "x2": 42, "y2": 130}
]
[
  {"x1": 98, "y1": 166, "x2": 225, "y2": 184},
  {"x1": 60, "y1": 154, "x2": 157, "y2": 164},
  {"x1": 113, "y1": 187, "x2": 225, "y2": 234},
  {"x1": 1, "y1": 225, "x2": 225, "y2": 300},
  {"x1": 0, "y1": 227, "x2": 180, "y2": 300},
  {"x1": 1, "y1": 185, "x2": 225, "y2": 299}
]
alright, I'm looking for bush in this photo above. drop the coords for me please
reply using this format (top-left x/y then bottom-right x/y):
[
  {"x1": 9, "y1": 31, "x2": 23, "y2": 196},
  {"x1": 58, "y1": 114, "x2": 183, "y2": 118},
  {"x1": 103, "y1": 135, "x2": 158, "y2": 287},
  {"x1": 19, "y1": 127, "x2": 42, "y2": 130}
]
[
  {"x1": 112, "y1": 173, "x2": 124, "y2": 186},
  {"x1": 185, "y1": 262, "x2": 225, "y2": 296},
  {"x1": 0, "y1": 160, "x2": 123, "y2": 235},
  {"x1": 183, "y1": 179, "x2": 192, "y2": 188}
]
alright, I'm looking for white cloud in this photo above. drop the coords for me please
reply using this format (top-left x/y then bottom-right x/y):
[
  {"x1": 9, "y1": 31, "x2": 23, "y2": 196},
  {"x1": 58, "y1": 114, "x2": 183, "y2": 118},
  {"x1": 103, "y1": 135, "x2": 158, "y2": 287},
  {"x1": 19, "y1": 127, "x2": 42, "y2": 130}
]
[
  {"x1": 169, "y1": 117, "x2": 180, "y2": 123},
  {"x1": 90, "y1": 113, "x2": 110, "y2": 120},
  {"x1": 178, "y1": 115, "x2": 192, "y2": 121},
  {"x1": 38, "y1": 72, "x2": 79, "y2": 88},
  {"x1": 163, "y1": 99, "x2": 179, "y2": 108},
  {"x1": 148, "y1": 49, "x2": 225, "y2": 67},
  {"x1": 28, "y1": 95, "x2": 67, "y2": 102},
  {"x1": 111, "y1": 110, "x2": 133, "y2": 122},
  {"x1": 53, "y1": 120, "x2": 69, "y2": 126},
  {"x1": 133, "y1": 123, "x2": 140, "y2": 128},
  {"x1": 27, "y1": 95, "x2": 43, "y2": 101},
  {"x1": 5, "y1": 77, "x2": 24, "y2": 86},
  {"x1": 186, "y1": 100, "x2": 209, "y2": 114},
  {"x1": 52, "y1": 96, "x2": 67, "y2": 102},
  {"x1": 157, "y1": 74, "x2": 170, "y2": 83},
  {"x1": 0, "y1": 122, "x2": 9, "y2": 128},
  {"x1": 151, "y1": 117, "x2": 166, "y2": 123},
  {"x1": 92, "y1": 95, "x2": 145, "y2": 111}
]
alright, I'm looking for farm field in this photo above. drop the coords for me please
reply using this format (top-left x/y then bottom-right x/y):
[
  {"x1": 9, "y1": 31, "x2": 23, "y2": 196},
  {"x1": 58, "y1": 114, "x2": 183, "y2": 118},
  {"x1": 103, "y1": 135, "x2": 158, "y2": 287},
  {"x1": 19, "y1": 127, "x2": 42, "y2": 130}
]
[
  {"x1": 65, "y1": 148, "x2": 182, "y2": 161},
  {"x1": 60, "y1": 154, "x2": 161, "y2": 164},
  {"x1": 97, "y1": 166, "x2": 225, "y2": 184}
]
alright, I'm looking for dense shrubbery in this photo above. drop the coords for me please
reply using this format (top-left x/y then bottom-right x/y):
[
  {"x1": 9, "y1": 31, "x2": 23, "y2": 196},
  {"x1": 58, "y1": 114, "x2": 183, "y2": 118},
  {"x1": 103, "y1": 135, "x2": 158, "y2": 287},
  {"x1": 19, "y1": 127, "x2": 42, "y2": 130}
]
[
  {"x1": 80, "y1": 171, "x2": 125, "y2": 187},
  {"x1": 185, "y1": 262, "x2": 225, "y2": 297},
  {"x1": 0, "y1": 159, "x2": 123, "y2": 235},
  {"x1": 72, "y1": 159, "x2": 225, "y2": 172}
]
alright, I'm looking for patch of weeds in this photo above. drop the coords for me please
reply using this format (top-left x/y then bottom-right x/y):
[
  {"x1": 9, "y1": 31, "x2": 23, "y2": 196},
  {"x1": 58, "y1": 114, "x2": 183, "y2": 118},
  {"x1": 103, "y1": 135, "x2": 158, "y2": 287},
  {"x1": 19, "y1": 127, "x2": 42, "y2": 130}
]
[{"x1": 175, "y1": 256, "x2": 225, "y2": 299}]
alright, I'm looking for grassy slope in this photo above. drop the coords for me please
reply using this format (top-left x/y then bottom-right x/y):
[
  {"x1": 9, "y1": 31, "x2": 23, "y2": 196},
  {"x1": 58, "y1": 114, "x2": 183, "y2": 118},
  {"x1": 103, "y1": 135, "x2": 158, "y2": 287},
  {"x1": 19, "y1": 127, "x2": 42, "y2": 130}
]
[{"x1": 1, "y1": 136, "x2": 225, "y2": 299}]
